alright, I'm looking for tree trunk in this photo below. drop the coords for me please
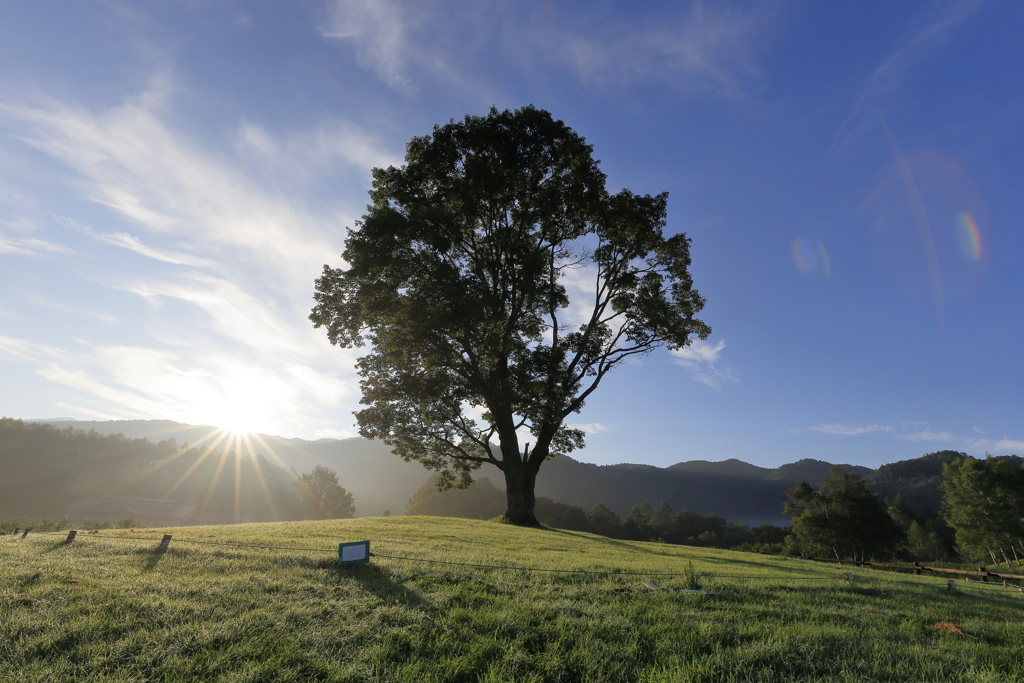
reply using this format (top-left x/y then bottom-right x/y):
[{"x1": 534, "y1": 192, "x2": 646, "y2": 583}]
[{"x1": 502, "y1": 462, "x2": 540, "y2": 526}]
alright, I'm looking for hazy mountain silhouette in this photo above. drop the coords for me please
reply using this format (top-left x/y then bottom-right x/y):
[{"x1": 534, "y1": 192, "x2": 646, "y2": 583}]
[
  {"x1": 27, "y1": 419, "x2": 876, "y2": 525},
  {"x1": 26, "y1": 419, "x2": 988, "y2": 526},
  {"x1": 32, "y1": 419, "x2": 427, "y2": 517}
]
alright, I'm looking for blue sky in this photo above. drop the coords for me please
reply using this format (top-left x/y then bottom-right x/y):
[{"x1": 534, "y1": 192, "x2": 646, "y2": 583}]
[{"x1": 1, "y1": 0, "x2": 1021, "y2": 469}]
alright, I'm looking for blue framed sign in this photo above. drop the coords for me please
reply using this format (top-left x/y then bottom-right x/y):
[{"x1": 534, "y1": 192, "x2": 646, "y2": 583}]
[{"x1": 338, "y1": 540, "x2": 370, "y2": 565}]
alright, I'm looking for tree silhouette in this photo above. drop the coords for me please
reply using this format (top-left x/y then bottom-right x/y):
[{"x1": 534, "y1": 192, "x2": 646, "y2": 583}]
[
  {"x1": 311, "y1": 106, "x2": 708, "y2": 525},
  {"x1": 295, "y1": 466, "x2": 355, "y2": 519}
]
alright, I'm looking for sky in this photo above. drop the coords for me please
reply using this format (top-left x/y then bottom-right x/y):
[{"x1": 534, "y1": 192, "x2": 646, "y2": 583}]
[{"x1": 1, "y1": 0, "x2": 1022, "y2": 470}]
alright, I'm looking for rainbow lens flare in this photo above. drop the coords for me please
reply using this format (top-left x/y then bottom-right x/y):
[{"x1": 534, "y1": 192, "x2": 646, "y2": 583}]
[
  {"x1": 791, "y1": 237, "x2": 831, "y2": 276},
  {"x1": 955, "y1": 212, "x2": 982, "y2": 261}
]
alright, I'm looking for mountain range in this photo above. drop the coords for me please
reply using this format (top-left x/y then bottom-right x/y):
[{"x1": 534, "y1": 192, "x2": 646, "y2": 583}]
[{"x1": 25, "y1": 419, "x2": 1004, "y2": 526}]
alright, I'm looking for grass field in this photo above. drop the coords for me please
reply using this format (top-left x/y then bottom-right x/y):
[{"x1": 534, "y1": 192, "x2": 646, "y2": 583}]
[{"x1": 2, "y1": 516, "x2": 1023, "y2": 682}]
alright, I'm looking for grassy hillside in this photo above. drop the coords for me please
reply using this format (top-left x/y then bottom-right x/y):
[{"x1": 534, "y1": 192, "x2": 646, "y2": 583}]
[{"x1": 3, "y1": 517, "x2": 1022, "y2": 682}]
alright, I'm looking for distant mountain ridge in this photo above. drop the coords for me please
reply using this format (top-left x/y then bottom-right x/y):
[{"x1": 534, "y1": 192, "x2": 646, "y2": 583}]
[
  {"x1": 23, "y1": 419, "x2": 1011, "y2": 526},
  {"x1": 524, "y1": 456, "x2": 873, "y2": 526},
  {"x1": 25, "y1": 419, "x2": 427, "y2": 517}
]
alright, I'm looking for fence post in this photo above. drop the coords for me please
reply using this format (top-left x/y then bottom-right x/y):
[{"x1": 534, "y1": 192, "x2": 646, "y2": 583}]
[
  {"x1": 20, "y1": 528, "x2": 30, "y2": 539},
  {"x1": 157, "y1": 534, "x2": 172, "y2": 552},
  {"x1": 913, "y1": 562, "x2": 921, "y2": 575},
  {"x1": 979, "y1": 567, "x2": 989, "y2": 583},
  {"x1": 65, "y1": 530, "x2": 77, "y2": 544}
]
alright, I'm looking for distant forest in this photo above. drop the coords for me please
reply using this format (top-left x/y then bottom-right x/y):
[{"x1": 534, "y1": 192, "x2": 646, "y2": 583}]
[
  {"x1": 5, "y1": 418, "x2": 1023, "y2": 567},
  {"x1": 0, "y1": 419, "x2": 345, "y2": 524}
]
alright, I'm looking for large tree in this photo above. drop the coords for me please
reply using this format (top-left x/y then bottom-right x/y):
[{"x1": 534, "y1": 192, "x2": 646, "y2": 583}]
[
  {"x1": 311, "y1": 106, "x2": 709, "y2": 525},
  {"x1": 784, "y1": 467, "x2": 905, "y2": 560},
  {"x1": 942, "y1": 456, "x2": 1024, "y2": 565},
  {"x1": 294, "y1": 465, "x2": 356, "y2": 519}
]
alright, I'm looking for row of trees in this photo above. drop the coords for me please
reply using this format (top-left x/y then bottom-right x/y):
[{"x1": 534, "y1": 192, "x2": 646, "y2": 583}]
[
  {"x1": 784, "y1": 457, "x2": 1024, "y2": 566},
  {"x1": 405, "y1": 474, "x2": 788, "y2": 549}
]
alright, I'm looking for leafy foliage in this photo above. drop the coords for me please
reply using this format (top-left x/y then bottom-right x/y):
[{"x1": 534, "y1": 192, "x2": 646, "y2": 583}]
[
  {"x1": 942, "y1": 455, "x2": 1024, "y2": 565},
  {"x1": 294, "y1": 465, "x2": 356, "y2": 519},
  {"x1": 785, "y1": 467, "x2": 905, "y2": 560},
  {"x1": 311, "y1": 106, "x2": 708, "y2": 524},
  {"x1": 885, "y1": 495, "x2": 957, "y2": 561}
]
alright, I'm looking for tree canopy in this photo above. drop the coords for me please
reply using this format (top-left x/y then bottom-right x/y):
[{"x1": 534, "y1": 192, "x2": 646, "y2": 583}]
[
  {"x1": 942, "y1": 455, "x2": 1024, "y2": 565},
  {"x1": 784, "y1": 467, "x2": 905, "y2": 560},
  {"x1": 294, "y1": 465, "x2": 356, "y2": 519},
  {"x1": 311, "y1": 105, "x2": 709, "y2": 524}
]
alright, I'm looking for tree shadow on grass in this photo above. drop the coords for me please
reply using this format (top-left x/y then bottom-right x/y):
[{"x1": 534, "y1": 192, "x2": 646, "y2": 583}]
[
  {"x1": 542, "y1": 527, "x2": 827, "y2": 575},
  {"x1": 541, "y1": 527, "x2": 722, "y2": 561}
]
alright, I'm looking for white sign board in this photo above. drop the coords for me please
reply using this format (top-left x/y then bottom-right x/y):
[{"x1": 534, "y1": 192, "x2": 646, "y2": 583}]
[{"x1": 338, "y1": 540, "x2": 370, "y2": 565}]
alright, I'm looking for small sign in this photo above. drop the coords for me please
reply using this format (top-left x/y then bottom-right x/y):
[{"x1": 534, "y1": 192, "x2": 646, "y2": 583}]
[{"x1": 339, "y1": 540, "x2": 370, "y2": 565}]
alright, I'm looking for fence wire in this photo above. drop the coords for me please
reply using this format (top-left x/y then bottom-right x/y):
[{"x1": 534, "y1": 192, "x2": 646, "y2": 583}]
[{"x1": 10, "y1": 528, "x2": 1024, "y2": 593}]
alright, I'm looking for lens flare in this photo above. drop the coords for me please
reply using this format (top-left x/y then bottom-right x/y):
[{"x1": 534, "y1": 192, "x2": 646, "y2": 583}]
[
  {"x1": 882, "y1": 122, "x2": 943, "y2": 327},
  {"x1": 791, "y1": 237, "x2": 831, "y2": 276},
  {"x1": 955, "y1": 212, "x2": 982, "y2": 261}
]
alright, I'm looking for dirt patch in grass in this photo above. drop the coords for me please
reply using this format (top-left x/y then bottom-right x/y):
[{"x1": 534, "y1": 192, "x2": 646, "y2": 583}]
[{"x1": 925, "y1": 622, "x2": 971, "y2": 636}]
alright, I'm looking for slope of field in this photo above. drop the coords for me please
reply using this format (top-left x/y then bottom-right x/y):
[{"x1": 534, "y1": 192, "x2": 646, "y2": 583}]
[{"x1": 2, "y1": 518, "x2": 1021, "y2": 682}]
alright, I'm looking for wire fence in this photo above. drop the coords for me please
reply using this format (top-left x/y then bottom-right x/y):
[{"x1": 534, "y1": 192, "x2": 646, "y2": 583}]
[{"x1": 8, "y1": 527, "x2": 1024, "y2": 596}]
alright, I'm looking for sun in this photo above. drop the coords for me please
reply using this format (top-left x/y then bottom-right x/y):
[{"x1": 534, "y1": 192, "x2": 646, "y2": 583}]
[
  {"x1": 200, "y1": 374, "x2": 281, "y2": 437},
  {"x1": 211, "y1": 403, "x2": 267, "y2": 437}
]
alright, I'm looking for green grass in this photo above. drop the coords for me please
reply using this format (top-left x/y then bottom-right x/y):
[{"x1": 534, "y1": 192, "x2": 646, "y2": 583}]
[{"x1": 2, "y1": 517, "x2": 1023, "y2": 682}]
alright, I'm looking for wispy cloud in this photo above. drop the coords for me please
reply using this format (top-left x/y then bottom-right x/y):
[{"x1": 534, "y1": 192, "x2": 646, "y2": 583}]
[
  {"x1": 566, "y1": 422, "x2": 611, "y2": 435},
  {"x1": 541, "y1": 1, "x2": 775, "y2": 96},
  {"x1": 836, "y1": 0, "x2": 985, "y2": 147},
  {"x1": 994, "y1": 439, "x2": 1024, "y2": 452},
  {"x1": 670, "y1": 339, "x2": 738, "y2": 389},
  {"x1": 55, "y1": 215, "x2": 214, "y2": 267},
  {"x1": 235, "y1": 120, "x2": 402, "y2": 182},
  {"x1": 0, "y1": 233, "x2": 69, "y2": 256},
  {"x1": 897, "y1": 430, "x2": 952, "y2": 442},
  {"x1": 322, "y1": 0, "x2": 776, "y2": 97},
  {"x1": 798, "y1": 423, "x2": 895, "y2": 436},
  {"x1": 0, "y1": 78, "x2": 391, "y2": 288},
  {"x1": 0, "y1": 331, "x2": 353, "y2": 436},
  {"x1": 0, "y1": 80, "x2": 393, "y2": 436}
]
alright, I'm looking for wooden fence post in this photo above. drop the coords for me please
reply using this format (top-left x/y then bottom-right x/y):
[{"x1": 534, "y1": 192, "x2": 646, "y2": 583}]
[
  {"x1": 157, "y1": 534, "x2": 172, "y2": 552},
  {"x1": 65, "y1": 530, "x2": 77, "y2": 544}
]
